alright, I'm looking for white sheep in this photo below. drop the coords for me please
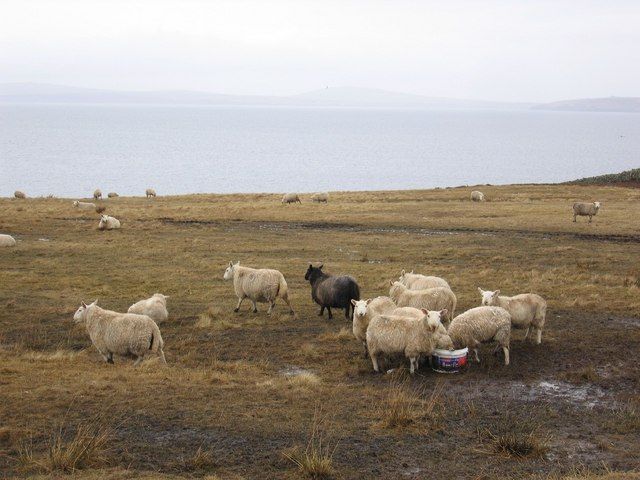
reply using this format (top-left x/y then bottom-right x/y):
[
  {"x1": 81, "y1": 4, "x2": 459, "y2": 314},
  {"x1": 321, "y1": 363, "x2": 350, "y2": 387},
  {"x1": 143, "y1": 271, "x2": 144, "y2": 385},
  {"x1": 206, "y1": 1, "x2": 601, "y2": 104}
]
[
  {"x1": 108, "y1": 192, "x2": 119, "y2": 198},
  {"x1": 447, "y1": 306, "x2": 511, "y2": 365},
  {"x1": 0, "y1": 234, "x2": 16, "y2": 247},
  {"x1": 73, "y1": 200, "x2": 96, "y2": 210},
  {"x1": 311, "y1": 192, "x2": 329, "y2": 203},
  {"x1": 223, "y1": 261, "x2": 296, "y2": 317},
  {"x1": 471, "y1": 191, "x2": 485, "y2": 202},
  {"x1": 573, "y1": 201, "x2": 600, "y2": 223},
  {"x1": 478, "y1": 288, "x2": 547, "y2": 344},
  {"x1": 351, "y1": 296, "x2": 396, "y2": 356},
  {"x1": 98, "y1": 214, "x2": 121, "y2": 230},
  {"x1": 146, "y1": 188, "x2": 156, "y2": 198},
  {"x1": 73, "y1": 300, "x2": 166, "y2": 365},
  {"x1": 127, "y1": 293, "x2": 169, "y2": 324},
  {"x1": 398, "y1": 270, "x2": 450, "y2": 290},
  {"x1": 389, "y1": 281, "x2": 456, "y2": 323},
  {"x1": 93, "y1": 189, "x2": 102, "y2": 200},
  {"x1": 281, "y1": 193, "x2": 301, "y2": 204},
  {"x1": 366, "y1": 309, "x2": 453, "y2": 374},
  {"x1": 14, "y1": 191, "x2": 26, "y2": 199}
]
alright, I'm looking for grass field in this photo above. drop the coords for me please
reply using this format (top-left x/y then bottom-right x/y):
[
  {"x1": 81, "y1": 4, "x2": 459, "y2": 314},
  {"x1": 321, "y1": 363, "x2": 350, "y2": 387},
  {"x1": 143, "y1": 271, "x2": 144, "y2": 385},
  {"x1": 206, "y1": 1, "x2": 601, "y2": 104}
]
[{"x1": 1, "y1": 184, "x2": 639, "y2": 479}]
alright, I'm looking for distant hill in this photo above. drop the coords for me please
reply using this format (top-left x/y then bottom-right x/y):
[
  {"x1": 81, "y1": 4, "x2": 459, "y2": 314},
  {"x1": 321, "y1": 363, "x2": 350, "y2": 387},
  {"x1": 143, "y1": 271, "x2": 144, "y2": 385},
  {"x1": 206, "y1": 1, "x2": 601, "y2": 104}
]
[
  {"x1": 533, "y1": 97, "x2": 640, "y2": 113},
  {"x1": 0, "y1": 83, "x2": 531, "y2": 110},
  {"x1": 567, "y1": 168, "x2": 640, "y2": 187}
]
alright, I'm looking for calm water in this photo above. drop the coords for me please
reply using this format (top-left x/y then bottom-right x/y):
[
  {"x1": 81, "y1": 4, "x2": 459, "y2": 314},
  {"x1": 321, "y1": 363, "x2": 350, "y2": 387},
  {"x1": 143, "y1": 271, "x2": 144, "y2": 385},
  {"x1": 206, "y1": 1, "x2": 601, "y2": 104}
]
[{"x1": 1, "y1": 104, "x2": 638, "y2": 197}]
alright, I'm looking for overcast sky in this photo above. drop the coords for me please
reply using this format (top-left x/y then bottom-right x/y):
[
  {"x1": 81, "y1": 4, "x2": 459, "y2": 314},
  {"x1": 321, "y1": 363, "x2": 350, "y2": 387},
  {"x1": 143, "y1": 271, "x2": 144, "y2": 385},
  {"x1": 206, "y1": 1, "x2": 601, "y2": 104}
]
[{"x1": 1, "y1": 0, "x2": 639, "y2": 102}]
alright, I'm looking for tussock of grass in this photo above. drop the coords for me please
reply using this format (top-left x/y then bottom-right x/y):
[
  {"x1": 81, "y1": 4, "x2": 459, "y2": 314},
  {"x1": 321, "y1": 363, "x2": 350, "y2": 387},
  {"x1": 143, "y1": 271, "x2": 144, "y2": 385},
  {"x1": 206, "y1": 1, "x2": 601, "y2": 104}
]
[
  {"x1": 180, "y1": 444, "x2": 217, "y2": 472},
  {"x1": 562, "y1": 365, "x2": 600, "y2": 384},
  {"x1": 375, "y1": 377, "x2": 445, "y2": 430},
  {"x1": 283, "y1": 410, "x2": 337, "y2": 479},
  {"x1": 288, "y1": 372, "x2": 322, "y2": 388},
  {"x1": 480, "y1": 428, "x2": 550, "y2": 459},
  {"x1": 605, "y1": 404, "x2": 640, "y2": 434},
  {"x1": 319, "y1": 327, "x2": 352, "y2": 343}
]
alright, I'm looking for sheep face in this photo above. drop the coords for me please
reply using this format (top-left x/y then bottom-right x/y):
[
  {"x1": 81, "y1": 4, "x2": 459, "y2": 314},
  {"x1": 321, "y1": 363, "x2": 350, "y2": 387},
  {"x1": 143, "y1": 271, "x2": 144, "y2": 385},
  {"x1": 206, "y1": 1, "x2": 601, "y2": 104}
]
[
  {"x1": 73, "y1": 300, "x2": 97, "y2": 323},
  {"x1": 73, "y1": 201, "x2": 79, "y2": 207},
  {"x1": 351, "y1": 298, "x2": 371, "y2": 318},
  {"x1": 223, "y1": 261, "x2": 239, "y2": 280},
  {"x1": 421, "y1": 309, "x2": 454, "y2": 349},
  {"x1": 594, "y1": 201, "x2": 601, "y2": 210},
  {"x1": 478, "y1": 288, "x2": 500, "y2": 306}
]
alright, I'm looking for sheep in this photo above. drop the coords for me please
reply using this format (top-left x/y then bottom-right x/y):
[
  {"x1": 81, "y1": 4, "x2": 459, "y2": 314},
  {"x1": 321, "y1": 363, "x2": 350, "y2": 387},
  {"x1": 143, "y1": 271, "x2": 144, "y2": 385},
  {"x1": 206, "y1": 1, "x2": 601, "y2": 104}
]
[
  {"x1": 389, "y1": 281, "x2": 456, "y2": 323},
  {"x1": 478, "y1": 288, "x2": 547, "y2": 344},
  {"x1": 73, "y1": 300, "x2": 166, "y2": 365},
  {"x1": 282, "y1": 193, "x2": 301, "y2": 204},
  {"x1": 93, "y1": 189, "x2": 102, "y2": 200},
  {"x1": 447, "y1": 306, "x2": 511, "y2": 365},
  {"x1": 14, "y1": 191, "x2": 26, "y2": 199},
  {"x1": 223, "y1": 261, "x2": 296, "y2": 317},
  {"x1": 108, "y1": 192, "x2": 119, "y2": 198},
  {"x1": 398, "y1": 270, "x2": 450, "y2": 290},
  {"x1": 98, "y1": 214, "x2": 120, "y2": 230},
  {"x1": 573, "y1": 201, "x2": 600, "y2": 223},
  {"x1": 471, "y1": 190, "x2": 485, "y2": 202},
  {"x1": 311, "y1": 192, "x2": 329, "y2": 203},
  {"x1": 351, "y1": 296, "x2": 396, "y2": 356},
  {"x1": 146, "y1": 188, "x2": 156, "y2": 198},
  {"x1": 127, "y1": 293, "x2": 169, "y2": 324},
  {"x1": 366, "y1": 309, "x2": 453, "y2": 374},
  {"x1": 0, "y1": 234, "x2": 16, "y2": 247},
  {"x1": 305, "y1": 264, "x2": 360, "y2": 320},
  {"x1": 73, "y1": 200, "x2": 96, "y2": 210}
]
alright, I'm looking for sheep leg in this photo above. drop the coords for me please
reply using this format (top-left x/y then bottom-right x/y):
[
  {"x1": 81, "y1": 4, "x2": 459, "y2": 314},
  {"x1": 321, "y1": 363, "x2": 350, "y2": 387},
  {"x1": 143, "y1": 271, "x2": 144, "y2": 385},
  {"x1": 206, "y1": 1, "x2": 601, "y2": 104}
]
[
  {"x1": 267, "y1": 301, "x2": 275, "y2": 314},
  {"x1": 282, "y1": 296, "x2": 296, "y2": 317},
  {"x1": 107, "y1": 352, "x2": 114, "y2": 364},
  {"x1": 524, "y1": 326, "x2": 530, "y2": 340},
  {"x1": 370, "y1": 351, "x2": 380, "y2": 373},
  {"x1": 158, "y1": 348, "x2": 167, "y2": 365},
  {"x1": 409, "y1": 357, "x2": 418, "y2": 374},
  {"x1": 362, "y1": 342, "x2": 368, "y2": 358},
  {"x1": 473, "y1": 348, "x2": 480, "y2": 363},
  {"x1": 589, "y1": 215, "x2": 592, "y2": 223},
  {"x1": 502, "y1": 346, "x2": 510, "y2": 366},
  {"x1": 344, "y1": 306, "x2": 350, "y2": 320},
  {"x1": 134, "y1": 354, "x2": 145, "y2": 366},
  {"x1": 251, "y1": 300, "x2": 258, "y2": 313},
  {"x1": 535, "y1": 328, "x2": 542, "y2": 345},
  {"x1": 326, "y1": 307, "x2": 333, "y2": 320},
  {"x1": 234, "y1": 296, "x2": 245, "y2": 313},
  {"x1": 319, "y1": 306, "x2": 325, "y2": 316},
  {"x1": 573, "y1": 214, "x2": 577, "y2": 222}
]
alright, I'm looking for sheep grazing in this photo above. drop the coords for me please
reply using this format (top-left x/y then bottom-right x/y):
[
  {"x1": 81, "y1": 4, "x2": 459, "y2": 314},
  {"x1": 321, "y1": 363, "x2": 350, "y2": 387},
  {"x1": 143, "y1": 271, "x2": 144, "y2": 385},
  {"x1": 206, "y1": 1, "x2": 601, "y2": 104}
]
[
  {"x1": 366, "y1": 309, "x2": 453, "y2": 374},
  {"x1": 448, "y1": 306, "x2": 511, "y2": 365},
  {"x1": 93, "y1": 189, "x2": 102, "y2": 200},
  {"x1": 311, "y1": 192, "x2": 329, "y2": 203},
  {"x1": 108, "y1": 192, "x2": 119, "y2": 198},
  {"x1": 478, "y1": 288, "x2": 547, "y2": 344},
  {"x1": 73, "y1": 300, "x2": 166, "y2": 366},
  {"x1": 128, "y1": 293, "x2": 169, "y2": 324},
  {"x1": 98, "y1": 214, "x2": 121, "y2": 230},
  {"x1": 95, "y1": 205, "x2": 106, "y2": 214},
  {"x1": 146, "y1": 188, "x2": 156, "y2": 198},
  {"x1": 471, "y1": 190, "x2": 485, "y2": 202},
  {"x1": 305, "y1": 264, "x2": 360, "y2": 320},
  {"x1": 282, "y1": 193, "x2": 301, "y2": 204},
  {"x1": 573, "y1": 201, "x2": 601, "y2": 223},
  {"x1": 351, "y1": 296, "x2": 396, "y2": 356},
  {"x1": 14, "y1": 191, "x2": 26, "y2": 199},
  {"x1": 73, "y1": 200, "x2": 96, "y2": 210},
  {"x1": 0, "y1": 234, "x2": 16, "y2": 247},
  {"x1": 389, "y1": 281, "x2": 456, "y2": 323},
  {"x1": 223, "y1": 261, "x2": 296, "y2": 317},
  {"x1": 398, "y1": 270, "x2": 450, "y2": 290}
]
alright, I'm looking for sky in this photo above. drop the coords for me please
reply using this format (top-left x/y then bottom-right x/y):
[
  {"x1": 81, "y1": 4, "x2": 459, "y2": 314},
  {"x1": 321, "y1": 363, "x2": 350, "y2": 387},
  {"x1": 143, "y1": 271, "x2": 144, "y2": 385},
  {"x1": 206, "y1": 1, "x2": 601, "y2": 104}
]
[{"x1": 1, "y1": 0, "x2": 639, "y2": 102}]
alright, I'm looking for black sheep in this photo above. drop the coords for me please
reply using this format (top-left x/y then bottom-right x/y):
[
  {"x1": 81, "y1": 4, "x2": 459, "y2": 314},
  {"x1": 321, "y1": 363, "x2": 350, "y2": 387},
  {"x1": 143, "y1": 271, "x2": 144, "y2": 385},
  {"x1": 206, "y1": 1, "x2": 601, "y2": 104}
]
[{"x1": 304, "y1": 264, "x2": 360, "y2": 320}]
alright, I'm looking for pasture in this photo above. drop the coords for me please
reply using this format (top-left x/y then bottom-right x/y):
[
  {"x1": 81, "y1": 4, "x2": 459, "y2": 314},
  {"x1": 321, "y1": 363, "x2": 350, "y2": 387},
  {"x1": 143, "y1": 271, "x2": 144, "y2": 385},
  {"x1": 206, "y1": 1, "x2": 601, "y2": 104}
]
[{"x1": 0, "y1": 184, "x2": 639, "y2": 479}]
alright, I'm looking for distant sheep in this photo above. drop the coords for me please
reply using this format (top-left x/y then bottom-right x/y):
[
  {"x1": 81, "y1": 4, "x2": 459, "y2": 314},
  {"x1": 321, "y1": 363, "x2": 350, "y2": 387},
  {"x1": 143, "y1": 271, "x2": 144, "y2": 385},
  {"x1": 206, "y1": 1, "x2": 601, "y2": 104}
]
[
  {"x1": 108, "y1": 192, "x2": 119, "y2": 198},
  {"x1": 14, "y1": 191, "x2": 26, "y2": 199},
  {"x1": 73, "y1": 200, "x2": 96, "y2": 210},
  {"x1": 98, "y1": 214, "x2": 120, "y2": 230},
  {"x1": 311, "y1": 192, "x2": 329, "y2": 203},
  {"x1": 223, "y1": 261, "x2": 295, "y2": 317},
  {"x1": 351, "y1": 296, "x2": 396, "y2": 355},
  {"x1": 305, "y1": 264, "x2": 360, "y2": 320},
  {"x1": 389, "y1": 281, "x2": 456, "y2": 323},
  {"x1": 146, "y1": 188, "x2": 156, "y2": 198},
  {"x1": 471, "y1": 191, "x2": 485, "y2": 202},
  {"x1": 398, "y1": 270, "x2": 450, "y2": 290},
  {"x1": 93, "y1": 189, "x2": 102, "y2": 200},
  {"x1": 128, "y1": 293, "x2": 169, "y2": 324},
  {"x1": 95, "y1": 205, "x2": 106, "y2": 214},
  {"x1": 448, "y1": 306, "x2": 511, "y2": 365},
  {"x1": 0, "y1": 234, "x2": 16, "y2": 247},
  {"x1": 366, "y1": 309, "x2": 453, "y2": 374},
  {"x1": 478, "y1": 288, "x2": 547, "y2": 344},
  {"x1": 573, "y1": 201, "x2": 600, "y2": 223},
  {"x1": 282, "y1": 193, "x2": 301, "y2": 204},
  {"x1": 73, "y1": 300, "x2": 166, "y2": 365}
]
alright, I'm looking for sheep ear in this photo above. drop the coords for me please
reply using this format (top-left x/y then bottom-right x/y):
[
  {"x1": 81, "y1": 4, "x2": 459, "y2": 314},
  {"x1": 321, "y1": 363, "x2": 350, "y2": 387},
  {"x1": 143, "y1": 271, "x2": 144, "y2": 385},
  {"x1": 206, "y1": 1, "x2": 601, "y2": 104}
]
[
  {"x1": 494, "y1": 290, "x2": 500, "y2": 297},
  {"x1": 421, "y1": 308, "x2": 428, "y2": 315},
  {"x1": 440, "y1": 309, "x2": 448, "y2": 319},
  {"x1": 81, "y1": 301, "x2": 87, "y2": 308},
  {"x1": 229, "y1": 261, "x2": 233, "y2": 267},
  {"x1": 477, "y1": 287, "x2": 483, "y2": 294},
  {"x1": 92, "y1": 299, "x2": 98, "y2": 305},
  {"x1": 366, "y1": 299, "x2": 372, "y2": 305},
  {"x1": 318, "y1": 263, "x2": 323, "y2": 269},
  {"x1": 308, "y1": 264, "x2": 313, "y2": 269},
  {"x1": 389, "y1": 280, "x2": 394, "y2": 286},
  {"x1": 351, "y1": 299, "x2": 357, "y2": 306},
  {"x1": 400, "y1": 269, "x2": 405, "y2": 276}
]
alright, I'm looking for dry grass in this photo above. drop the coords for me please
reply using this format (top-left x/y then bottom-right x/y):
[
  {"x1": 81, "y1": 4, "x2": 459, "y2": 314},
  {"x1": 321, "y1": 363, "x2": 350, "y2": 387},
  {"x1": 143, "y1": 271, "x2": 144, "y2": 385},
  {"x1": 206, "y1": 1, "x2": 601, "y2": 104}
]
[{"x1": 479, "y1": 421, "x2": 551, "y2": 459}]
